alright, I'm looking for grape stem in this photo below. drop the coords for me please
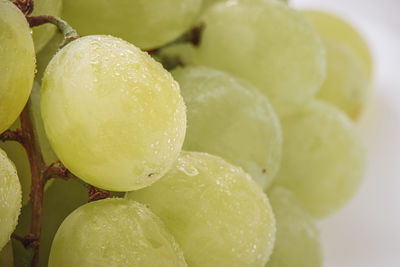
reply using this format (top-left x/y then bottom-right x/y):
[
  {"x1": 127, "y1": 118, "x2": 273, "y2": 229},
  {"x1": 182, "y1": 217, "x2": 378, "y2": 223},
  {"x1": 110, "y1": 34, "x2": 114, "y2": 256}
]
[
  {"x1": 87, "y1": 186, "x2": 111, "y2": 203},
  {"x1": 0, "y1": 129, "x2": 24, "y2": 143},
  {"x1": 27, "y1": 16, "x2": 80, "y2": 48},
  {"x1": 13, "y1": 0, "x2": 34, "y2": 16}
]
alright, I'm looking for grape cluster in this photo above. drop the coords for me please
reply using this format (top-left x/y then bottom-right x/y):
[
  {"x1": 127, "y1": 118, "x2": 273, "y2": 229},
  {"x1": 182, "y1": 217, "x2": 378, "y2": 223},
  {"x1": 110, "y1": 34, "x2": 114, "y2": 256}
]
[{"x1": 0, "y1": 0, "x2": 372, "y2": 266}]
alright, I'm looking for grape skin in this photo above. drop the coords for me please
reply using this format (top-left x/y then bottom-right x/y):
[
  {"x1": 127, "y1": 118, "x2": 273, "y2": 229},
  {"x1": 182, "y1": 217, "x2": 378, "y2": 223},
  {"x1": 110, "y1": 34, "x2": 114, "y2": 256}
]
[
  {"x1": 127, "y1": 151, "x2": 276, "y2": 267},
  {"x1": 0, "y1": 242, "x2": 13, "y2": 267},
  {"x1": 30, "y1": 0, "x2": 63, "y2": 52},
  {"x1": 303, "y1": 10, "x2": 373, "y2": 77},
  {"x1": 41, "y1": 35, "x2": 186, "y2": 191},
  {"x1": 275, "y1": 100, "x2": 365, "y2": 218},
  {"x1": 172, "y1": 66, "x2": 282, "y2": 189},
  {"x1": 195, "y1": 0, "x2": 325, "y2": 116},
  {"x1": 48, "y1": 198, "x2": 187, "y2": 267},
  {"x1": 0, "y1": 0, "x2": 35, "y2": 133},
  {"x1": 266, "y1": 186, "x2": 322, "y2": 267},
  {"x1": 62, "y1": 0, "x2": 202, "y2": 49},
  {"x1": 0, "y1": 148, "x2": 22, "y2": 250},
  {"x1": 317, "y1": 41, "x2": 369, "y2": 119}
]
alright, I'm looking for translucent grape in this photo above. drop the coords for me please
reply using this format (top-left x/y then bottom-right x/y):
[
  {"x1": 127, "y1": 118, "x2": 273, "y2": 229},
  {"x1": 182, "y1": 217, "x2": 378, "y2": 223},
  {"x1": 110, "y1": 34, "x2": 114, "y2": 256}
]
[
  {"x1": 62, "y1": 0, "x2": 202, "y2": 49},
  {"x1": 0, "y1": 242, "x2": 13, "y2": 267},
  {"x1": 0, "y1": 148, "x2": 22, "y2": 250},
  {"x1": 0, "y1": 82, "x2": 57, "y2": 205},
  {"x1": 41, "y1": 35, "x2": 186, "y2": 191},
  {"x1": 13, "y1": 179, "x2": 91, "y2": 267},
  {"x1": 266, "y1": 186, "x2": 322, "y2": 267},
  {"x1": 317, "y1": 41, "x2": 369, "y2": 119},
  {"x1": 0, "y1": 0, "x2": 35, "y2": 133},
  {"x1": 48, "y1": 198, "x2": 187, "y2": 267},
  {"x1": 127, "y1": 151, "x2": 276, "y2": 267},
  {"x1": 303, "y1": 10, "x2": 373, "y2": 77},
  {"x1": 30, "y1": 0, "x2": 63, "y2": 52},
  {"x1": 275, "y1": 100, "x2": 365, "y2": 218},
  {"x1": 195, "y1": 0, "x2": 325, "y2": 115},
  {"x1": 172, "y1": 66, "x2": 282, "y2": 189}
]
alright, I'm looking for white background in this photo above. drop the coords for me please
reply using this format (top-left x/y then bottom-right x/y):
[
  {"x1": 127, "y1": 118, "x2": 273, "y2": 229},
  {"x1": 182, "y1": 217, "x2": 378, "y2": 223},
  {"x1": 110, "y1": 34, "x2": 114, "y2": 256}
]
[{"x1": 292, "y1": 0, "x2": 400, "y2": 266}]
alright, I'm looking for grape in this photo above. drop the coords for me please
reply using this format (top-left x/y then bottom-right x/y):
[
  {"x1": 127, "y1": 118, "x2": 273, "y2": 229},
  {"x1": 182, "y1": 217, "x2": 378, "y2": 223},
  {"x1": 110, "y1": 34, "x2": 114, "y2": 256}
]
[
  {"x1": 303, "y1": 10, "x2": 373, "y2": 77},
  {"x1": 0, "y1": 82, "x2": 57, "y2": 205},
  {"x1": 266, "y1": 186, "x2": 322, "y2": 267},
  {"x1": 317, "y1": 41, "x2": 369, "y2": 119},
  {"x1": 48, "y1": 198, "x2": 187, "y2": 267},
  {"x1": 0, "y1": 121, "x2": 30, "y2": 205},
  {"x1": 0, "y1": 242, "x2": 13, "y2": 267},
  {"x1": 172, "y1": 66, "x2": 282, "y2": 189},
  {"x1": 35, "y1": 31, "x2": 63, "y2": 81},
  {"x1": 0, "y1": 148, "x2": 22, "y2": 250},
  {"x1": 41, "y1": 35, "x2": 186, "y2": 191},
  {"x1": 30, "y1": 0, "x2": 63, "y2": 52},
  {"x1": 127, "y1": 151, "x2": 276, "y2": 267},
  {"x1": 202, "y1": 0, "x2": 288, "y2": 11},
  {"x1": 0, "y1": 0, "x2": 35, "y2": 133},
  {"x1": 13, "y1": 179, "x2": 89, "y2": 267},
  {"x1": 62, "y1": 0, "x2": 202, "y2": 49},
  {"x1": 275, "y1": 100, "x2": 365, "y2": 218},
  {"x1": 195, "y1": 0, "x2": 325, "y2": 116}
]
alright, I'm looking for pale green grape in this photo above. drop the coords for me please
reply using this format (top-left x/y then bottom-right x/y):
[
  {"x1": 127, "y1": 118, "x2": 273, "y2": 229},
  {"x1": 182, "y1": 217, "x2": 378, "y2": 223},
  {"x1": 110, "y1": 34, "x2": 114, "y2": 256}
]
[
  {"x1": 13, "y1": 178, "x2": 90, "y2": 267},
  {"x1": 62, "y1": 0, "x2": 202, "y2": 49},
  {"x1": 48, "y1": 198, "x2": 187, "y2": 267},
  {"x1": 41, "y1": 35, "x2": 186, "y2": 191},
  {"x1": 127, "y1": 151, "x2": 276, "y2": 267},
  {"x1": 0, "y1": 82, "x2": 57, "y2": 205},
  {"x1": 0, "y1": 242, "x2": 13, "y2": 267},
  {"x1": 195, "y1": 0, "x2": 325, "y2": 116},
  {"x1": 266, "y1": 186, "x2": 322, "y2": 267},
  {"x1": 317, "y1": 41, "x2": 369, "y2": 119},
  {"x1": 35, "y1": 31, "x2": 63, "y2": 81},
  {"x1": 0, "y1": 121, "x2": 31, "y2": 205},
  {"x1": 30, "y1": 0, "x2": 62, "y2": 52},
  {"x1": 303, "y1": 10, "x2": 373, "y2": 77},
  {"x1": 0, "y1": 0, "x2": 35, "y2": 133},
  {"x1": 0, "y1": 148, "x2": 22, "y2": 250},
  {"x1": 202, "y1": 0, "x2": 288, "y2": 11},
  {"x1": 275, "y1": 100, "x2": 365, "y2": 218},
  {"x1": 29, "y1": 82, "x2": 58, "y2": 164},
  {"x1": 173, "y1": 66, "x2": 282, "y2": 189}
]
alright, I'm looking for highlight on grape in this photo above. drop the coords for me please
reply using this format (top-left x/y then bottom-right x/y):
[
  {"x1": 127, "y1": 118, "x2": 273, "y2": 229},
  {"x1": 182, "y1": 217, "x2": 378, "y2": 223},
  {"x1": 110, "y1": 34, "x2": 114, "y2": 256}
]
[{"x1": 0, "y1": 0, "x2": 373, "y2": 266}]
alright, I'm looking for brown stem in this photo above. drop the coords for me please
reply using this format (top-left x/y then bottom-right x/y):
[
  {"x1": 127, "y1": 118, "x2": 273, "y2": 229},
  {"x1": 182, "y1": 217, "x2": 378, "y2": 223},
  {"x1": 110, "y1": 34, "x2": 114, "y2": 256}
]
[
  {"x1": 11, "y1": 233, "x2": 39, "y2": 249},
  {"x1": 19, "y1": 105, "x2": 45, "y2": 267},
  {"x1": 0, "y1": 128, "x2": 24, "y2": 143},
  {"x1": 42, "y1": 160, "x2": 71, "y2": 183},
  {"x1": 87, "y1": 186, "x2": 111, "y2": 203},
  {"x1": 13, "y1": 0, "x2": 34, "y2": 16}
]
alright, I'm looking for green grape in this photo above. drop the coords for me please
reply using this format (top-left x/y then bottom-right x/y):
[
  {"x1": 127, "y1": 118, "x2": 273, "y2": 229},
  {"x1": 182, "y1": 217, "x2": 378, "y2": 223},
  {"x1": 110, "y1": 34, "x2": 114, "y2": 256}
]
[
  {"x1": 35, "y1": 32, "x2": 63, "y2": 81},
  {"x1": 62, "y1": 0, "x2": 202, "y2": 50},
  {"x1": 195, "y1": 0, "x2": 325, "y2": 116},
  {"x1": 0, "y1": 148, "x2": 22, "y2": 250},
  {"x1": 30, "y1": 0, "x2": 62, "y2": 52},
  {"x1": 13, "y1": 178, "x2": 89, "y2": 267},
  {"x1": 202, "y1": 0, "x2": 288, "y2": 11},
  {"x1": 29, "y1": 82, "x2": 58, "y2": 164},
  {"x1": 303, "y1": 10, "x2": 373, "y2": 77},
  {"x1": 275, "y1": 100, "x2": 365, "y2": 218},
  {"x1": 41, "y1": 35, "x2": 186, "y2": 191},
  {"x1": 172, "y1": 66, "x2": 282, "y2": 189},
  {"x1": 48, "y1": 198, "x2": 187, "y2": 267},
  {"x1": 127, "y1": 151, "x2": 276, "y2": 267},
  {"x1": 0, "y1": 242, "x2": 13, "y2": 267},
  {"x1": 0, "y1": 121, "x2": 30, "y2": 205},
  {"x1": 0, "y1": 0, "x2": 35, "y2": 133},
  {"x1": 266, "y1": 186, "x2": 322, "y2": 267},
  {"x1": 0, "y1": 82, "x2": 57, "y2": 205},
  {"x1": 317, "y1": 41, "x2": 369, "y2": 119}
]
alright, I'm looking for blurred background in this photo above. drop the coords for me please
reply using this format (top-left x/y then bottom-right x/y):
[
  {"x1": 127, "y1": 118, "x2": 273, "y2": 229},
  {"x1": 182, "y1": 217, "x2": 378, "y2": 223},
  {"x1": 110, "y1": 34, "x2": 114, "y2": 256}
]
[{"x1": 293, "y1": 0, "x2": 400, "y2": 266}]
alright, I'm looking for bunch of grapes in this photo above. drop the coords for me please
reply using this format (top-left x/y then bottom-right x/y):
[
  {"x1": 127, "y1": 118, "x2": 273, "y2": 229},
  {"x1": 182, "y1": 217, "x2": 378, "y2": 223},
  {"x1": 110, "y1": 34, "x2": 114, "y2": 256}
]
[{"x1": 0, "y1": 0, "x2": 372, "y2": 266}]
